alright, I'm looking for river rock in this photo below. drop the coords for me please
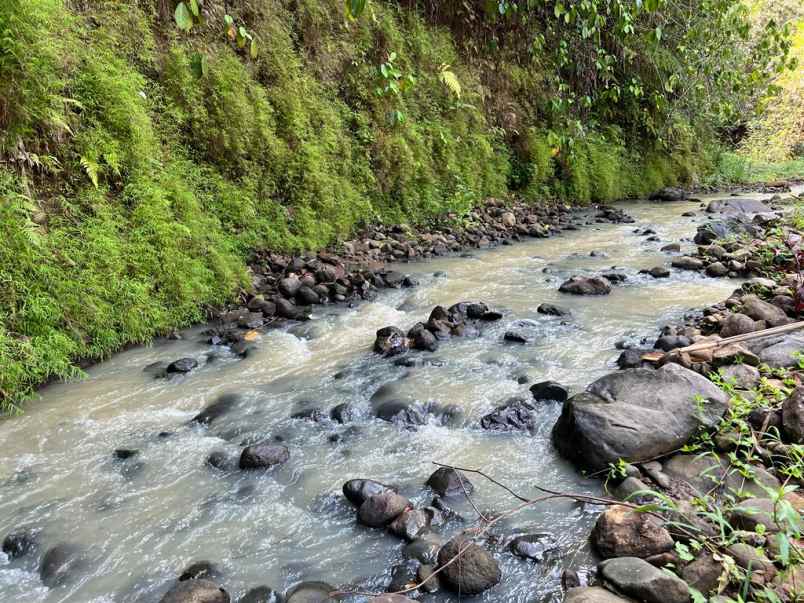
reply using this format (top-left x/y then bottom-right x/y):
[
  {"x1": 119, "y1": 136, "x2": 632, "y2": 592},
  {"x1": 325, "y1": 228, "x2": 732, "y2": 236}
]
[
  {"x1": 509, "y1": 533, "x2": 558, "y2": 561},
  {"x1": 649, "y1": 187, "x2": 687, "y2": 202},
  {"x1": 598, "y1": 557, "x2": 689, "y2": 603},
  {"x1": 706, "y1": 262, "x2": 728, "y2": 277},
  {"x1": 480, "y1": 398, "x2": 535, "y2": 432},
  {"x1": 530, "y1": 380, "x2": 569, "y2": 402},
  {"x1": 330, "y1": 402, "x2": 357, "y2": 424},
  {"x1": 284, "y1": 581, "x2": 334, "y2": 603},
  {"x1": 374, "y1": 327, "x2": 409, "y2": 357},
  {"x1": 552, "y1": 364, "x2": 729, "y2": 470},
  {"x1": 564, "y1": 586, "x2": 634, "y2": 602},
  {"x1": 407, "y1": 323, "x2": 438, "y2": 352},
  {"x1": 279, "y1": 276, "x2": 301, "y2": 298},
  {"x1": 160, "y1": 579, "x2": 230, "y2": 603},
  {"x1": 740, "y1": 294, "x2": 790, "y2": 327},
  {"x1": 426, "y1": 467, "x2": 473, "y2": 497},
  {"x1": 559, "y1": 276, "x2": 612, "y2": 295},
  {"x1": 756, "y1": 332, "x2": 804, "y2": 368},
  {"x1": 726, "y1": 543, "x2": 777, "y2": 581},
  {"x1": 661, "y1": 243, "x2": 681, "y2": 253},
  {"x1": 2, "y1": 529, "x2": 38, "y2": 559},
  {"x1": 388, "y1": 508, "x2": 432, "y2": 541},
  {"x1": 681, "y1": 551, "x2": 722, "y2": 595},
  {"x1": 782, "y1": 387, "x2": 804, "y2": 443},
  {"x1": 707, "y1": 198, "x2": 771, "y2": 215},
  {"x1": 375, "y1": 399, "x2": 427, "y2": 426},
  {"x1": 671, "y1": 256, "x2": 703, "y2": 270},
  {"x1": 343, "y1": 479, "x2": 394, "y2": 507},
  {"x1": 591, "y1": 505, "x2": 673, "y2": 559},
  {"x1": 694, "y1": 217, "x2": 760, "y2": 245},
  {"x1": 358, "y1": 490, "x2": 410, "y2": 527},
  {"x1": 730, "y1": 498, "x2": 781, "y2": 532},
  {"x1": 437, "y1": 535, "x2": 500, "y2": 595},
  {"x1": 718, "y1": 363, "x2": 759, "y2": 390},
  {"x1": 641, "y1": 266, "x2": 670, "y2": 278},
  {"x1": 39, "y1": 543, "x2": 84, "y2": 587},
  {"x1": 537, "y1": 303, "x2": 570, "y2": 317},
  {"x1": 239, "y1": 443, "x2": 289, "y2": 470},
  {"x1": 240, "y1": 586, "x2": 282, "y2": 603},
  {"x1": 720, "y1": 313, "x2": 762, "y2": 338},
  {"x1": 167, "y1": 358, "x2": 198, "y2": 374}
]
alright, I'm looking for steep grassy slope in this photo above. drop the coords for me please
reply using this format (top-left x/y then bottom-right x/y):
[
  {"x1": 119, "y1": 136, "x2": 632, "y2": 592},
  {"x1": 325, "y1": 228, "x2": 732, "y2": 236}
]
[{"x1": 0, "y1": 0, "x2": 696, "y2": 411}]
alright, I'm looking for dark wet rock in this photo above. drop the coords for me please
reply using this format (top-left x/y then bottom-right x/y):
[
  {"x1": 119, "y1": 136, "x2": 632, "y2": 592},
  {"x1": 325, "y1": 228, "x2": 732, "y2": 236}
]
[
  {"x1": 290, "y1": 407, "x2": 326, "y2": 422},
  {"x1": 416, "y1": 564, "x2": 440, "y2": 594},
  {"x1": 284, "y1": 582, "x2": 333, "y2": 603},
  {"x1": 671, "y1": 256, "x2": 704, "y2": 270},
  {"x1": 374, "y1": 400, "x2": 427, "y2": 426},
  {"x1": 592, "y1": 505, "x2": 673, "y2": 559},
  {"x1": 275, "y1": 298, "x2": 308, "y2": 321},
  {"x1": 160, "y1": 579, "x2": 230, "y2": 603},
  {"x1": 388, "y1": 508, "x2": 432, "y2": 541},
  {"x1": 39, "y1": 543, "x2": 84, "y2": 588},
  {"x1": 240, "y1": 586, "x2": 282, "y2": 603},
  {"x1": 330, "y1": 403, "x2": 358, "y2": 424},
  {"x1": 426, "y1": 467, "x2": 474, "y2": 497},
  {"x1": 383, "y1": 271, "x2": 406, "y2": 288},
  {"x1": 537, "y1": 303, "x2": 570, "y2": 317},
  {"x1": 480, "y1": 398, "x2": 535, "y2": 432},
  {"x1": 407, "y1": 323, "x2": 438, "y2": 352},
  {"x1": 167, "y1": 358, "x2": 198, "y2": 374},
  {"x1": 206, "y1": 451, "x2": 235, "y2": 471},
  {"x1": 386, "y1": 560, "x2": 419, "y2": 593},
  {"x1": 783, "y1": 387, "x2": 804, "y2": 443},
  {"x1": 616, "y1": 349, "x2": 647, "y2": 369},
  {"x1": 681, "y1": 551, "x2": 722, "y2": 596},
  {"x1": 598, "y1": 557, "x2": 688, "y2": 603},
  {"x1": 192, "y1": 394, "x2": 241, "y2": 426},
  {"x1": 509, "y1": 533, "x2": 558, "y2": 561},
  {"x1": 661, "y1": 243, "x2": 681, "y2": 253},
  {"x1": 2, "y1": 529, "x2": 38, "y2": 560},
  {"x1": 279, "y1": 276, "x2": 301, "y2": 298},
  {"x1": 113, "y1": 448, "x2": 139, "y2": 460},
  {"x1": 342, "y1": 479, "x2": 393, "y2": 507},
  {"x1": 179, "y1": 561, "x2": 222, "y2": 582},
  {"x1": 437, "y1": 534, "x2": 501, "y2": 595},
  {"x1": 530, "y1": 380, "x2": 569, "y2": 402},
  {"x1": 552, "y1": 364, "x2": 729, "y2": 470},
  {"x1": 559, "y1": 276, "x2": 612, "y2": 295},
  {"x1": 503, "y1": 329, "x2": 532, "y2": 344},
  {"x1": 564, "y1": 586, "x2": 633, "y2": 602},
  {"x1": 374, "y1": 326, "x2": 409, "y2": 357},
  {"x1": 358, "y1": 490, "x2": 410, "y2": 527},
  {"x1": 239, "y1": 443, "x2": 289, "y2": 470},
  {"x1": 295, "y1": 286, "x2": 320, "y2": 305},
  {"x1": 650, "y1": 187, "x2": 687, "y2": 202},
  {"x1": 404, "y1": 533, "x2": 443, "y2": 565},
  {"x1": 641, "y1": 266, "x2": 670, "y2": 278},
  {"x1": 653, "y1": 335, "x2": 691, "y2": 351}
]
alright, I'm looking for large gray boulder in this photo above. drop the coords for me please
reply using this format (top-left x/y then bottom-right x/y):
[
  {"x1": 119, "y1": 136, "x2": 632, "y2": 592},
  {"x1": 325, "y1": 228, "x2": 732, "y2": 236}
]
[
  {"x1": 552, "y1": 364, "x2": 729, "y2": 470},
  {"x1": 706, "y1": 198, "x2": 772, "y2": 215},
  {"x1": 693, "y1": 217, "x2": 760, "y2": 245},
  {"x1": 598, "y1": 557, "x2": 689, "y2": 603},
  {"x1": 750, "y1": 332, "x2": 804, "y2": 368}
]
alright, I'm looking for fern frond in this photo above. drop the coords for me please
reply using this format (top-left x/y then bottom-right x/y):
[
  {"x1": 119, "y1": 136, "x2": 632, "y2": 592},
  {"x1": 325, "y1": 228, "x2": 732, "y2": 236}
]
[
  {"x1": 80, "y1": 156, "x2": 100, "y2": 188},
  {"x1": 439, "y1": 64, "x2": 462, "y2": 98}
]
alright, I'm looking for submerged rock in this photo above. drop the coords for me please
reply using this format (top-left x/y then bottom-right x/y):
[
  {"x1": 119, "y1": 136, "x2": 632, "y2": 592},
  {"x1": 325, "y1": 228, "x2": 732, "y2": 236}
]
[
  {"x1": 537, "y1": 303, "x2": 571, "y2": 317},
  {"x1": 2, "y1": 529, "x2": 38, "y2": 560},
  {"x1": 240, "y1": 586, "x2": 282, "y2": 603},
  {"x1": 509, "y1": 533, "x2": 558, "y2": 561},
  {"x1": 552, "y1": 364, "x2": 729, "y2": 470},
  {"x1": 39, "y1": 543, "x2": 84, "y2": 588},
  {"x1": 284, "y1": 581, "x2": 334, "y2": 603},
  {"x1": 650, "y1": 187, "x2": 687, "y2": 202},
  {"x1": 166, "y1": 358, "x2": 198, "y2": 374},
  {"x1": 437, "y1": 535, "x2": 500, "y2": 595},
  {"x1": 192, "y1": 393, "x2": 241, "y2": 426}
]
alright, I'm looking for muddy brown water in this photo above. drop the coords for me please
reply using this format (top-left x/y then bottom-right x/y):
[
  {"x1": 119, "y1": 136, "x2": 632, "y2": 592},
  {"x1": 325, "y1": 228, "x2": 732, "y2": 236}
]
[{"x1": 0, "y1": 194, "x2": 765, "y2": 602}]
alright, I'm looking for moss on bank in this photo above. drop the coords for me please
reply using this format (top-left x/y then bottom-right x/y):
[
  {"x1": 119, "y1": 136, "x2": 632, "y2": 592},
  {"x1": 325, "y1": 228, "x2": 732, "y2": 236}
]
[{"x1": 0, "y1": 0, "x2": 696, "y2": 411}]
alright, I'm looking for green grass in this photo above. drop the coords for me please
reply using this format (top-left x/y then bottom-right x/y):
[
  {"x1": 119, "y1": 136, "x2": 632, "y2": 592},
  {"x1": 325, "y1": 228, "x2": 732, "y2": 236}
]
[
  {"x1": 0, "y1": 0, "x2": 700, "y2": 412},
  {"x1": 706, "y1": 152, "x2": 804, "y2": 185}
]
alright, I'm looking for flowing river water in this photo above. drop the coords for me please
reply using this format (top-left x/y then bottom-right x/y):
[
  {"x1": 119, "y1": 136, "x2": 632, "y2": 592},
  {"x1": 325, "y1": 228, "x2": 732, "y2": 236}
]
[{"x1": 0, "y1": 195, "x2": 762, "y2": 602}]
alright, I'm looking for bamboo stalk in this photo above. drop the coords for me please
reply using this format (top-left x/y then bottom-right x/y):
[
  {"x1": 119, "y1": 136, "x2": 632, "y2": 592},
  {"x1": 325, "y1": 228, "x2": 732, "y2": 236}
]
[{"x1": 642, "y1": 319, "x2": 804, "y2": 362}]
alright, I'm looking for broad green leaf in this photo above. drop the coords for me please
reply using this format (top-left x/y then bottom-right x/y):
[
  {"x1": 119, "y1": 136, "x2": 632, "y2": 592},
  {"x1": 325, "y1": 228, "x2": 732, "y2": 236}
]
[
  {"x1": 188, "y1": 0, "x2": 200, "y2": 18},
  {"x1": 250, "y1": 38, "x2": 258, "y2": 59},
  {"x1": 345, "y1": 0, "x2": 367, "y2": 20},
  {"x1": 174, "y1": 2, "x2": 193, "y2": 31},
  {"x1": 190, "y1": 52, "x2": 208, "y2": 78}
]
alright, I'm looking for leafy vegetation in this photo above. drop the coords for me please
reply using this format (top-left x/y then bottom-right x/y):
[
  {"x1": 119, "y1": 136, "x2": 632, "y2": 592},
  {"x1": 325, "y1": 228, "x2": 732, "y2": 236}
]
[{"x1": 0, "y1": 0, "x2": 800, "y2": 411}]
